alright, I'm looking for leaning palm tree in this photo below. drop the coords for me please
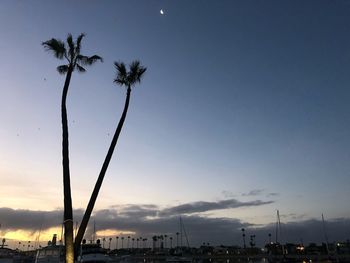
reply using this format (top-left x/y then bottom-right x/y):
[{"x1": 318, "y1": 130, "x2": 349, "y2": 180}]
[
  {"x1": 42, "y1": 33, "x2": 102, "y2": 263},
  {"x1": 74, "y1": 61, "x2": 146, "y2": 253}
]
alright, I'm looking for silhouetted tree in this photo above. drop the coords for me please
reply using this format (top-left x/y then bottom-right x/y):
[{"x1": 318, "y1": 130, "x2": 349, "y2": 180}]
[
  {"x1": 109, "y1": 237, "x2": 112, "y2": 250},
  {"x1": 42, "y1": 33, "x2": 102, "y2": 263},
  {"x1": 241, "y1": 228, "x2": 246, "y2": 249},
  {"x1": 75, "y1": 61, "x2": 146, "y2": 252}
]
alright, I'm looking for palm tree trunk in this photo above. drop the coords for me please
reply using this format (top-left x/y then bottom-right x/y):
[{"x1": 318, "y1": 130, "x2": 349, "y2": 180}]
[
  {"x1": 74, "y1": 87, "x2": 132, "y2": 255},
  {"x1": 62, "y1": 67, "x2": 74, "y2": 263}
]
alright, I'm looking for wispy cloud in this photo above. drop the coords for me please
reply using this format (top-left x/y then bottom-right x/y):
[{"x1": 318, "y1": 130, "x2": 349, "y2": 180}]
[
  {"x1": 159, "y1": 199, "x2": 274, "y2": 216},
  {"x1": 221, "y1": 190, "x2": 236, "y2": 198},
  {"x1": 266, "y1": 192, "x2": 280, "y2": 197},
  {"x1": 241, "y1": 189, "x2": 264, "y2": 196}
]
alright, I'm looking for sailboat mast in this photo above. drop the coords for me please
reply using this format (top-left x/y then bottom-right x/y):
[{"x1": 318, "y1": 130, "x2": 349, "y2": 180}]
[
  {"x1": 277, "y1": 210, "x2": 281, "y2": 243},
  {"x1": 322, "y1": 213, "x2": 330, "y2": 255},
  {"x1": 277, "y1": 210, "x2": 285, "y2": 255},
  {"x1": 181, "y1": 218, "x2": 190, "y2": 248},
  {"x1": 180, "y1": 216, "x2": 183, "y2": 248},
  {"x1": 93, "y1": 220, "x2": 96, "y2": 243},
  {"x1": 275, "y1": 210, "x2": 278, "y2": 243}
]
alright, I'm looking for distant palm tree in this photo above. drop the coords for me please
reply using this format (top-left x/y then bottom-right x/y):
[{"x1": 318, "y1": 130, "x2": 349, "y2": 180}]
[
  {"x1": 152, "y1": 236, "x2": 157, "y2": 250},
  {"x1": 241, "y1": 228, "x2": 246, "y2": 249},
  {"x1": 116, "y1": 236, "x2": 119, "y2": 250},
  {"x1": 164, "y1": 235, "x2": 168, "y2": 248},
  {"x1": 121, "y1": 237, "x2": 124, "y2": 249},
  {"x1": 139, "y1": 236, "x2": 143, "y2": 248},
  {"x1": 42, "y1": 33, "x2": 102, "y2": 263},
  {"x1": 75, "y1": 61, "x2": 146, "y2": 251},
  {"x1": 109, "y1": 237, "x2": 112, "y2": 250}
]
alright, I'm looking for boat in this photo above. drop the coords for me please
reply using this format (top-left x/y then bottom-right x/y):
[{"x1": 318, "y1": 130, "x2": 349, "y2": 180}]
[
  {"x1": 0, "y1": 247, "x2": 18, "y2": 263},
  {"x1": 166, "y1": 255, "x2": 192, "y2": 262},
  {"x1": 34, "y1": 234, "x2": 64, "y2": 263},
  {"x1": 77, "y1": 243, "x2": 111, "y2": 263}
]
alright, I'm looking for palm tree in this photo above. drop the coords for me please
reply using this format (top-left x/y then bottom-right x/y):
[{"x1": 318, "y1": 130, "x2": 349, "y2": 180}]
[
  {"x1": 176, "y1": 232, "x2": 179, "y2": 248},
  {"x1": 75, "y1": 61, "x2": 146, "y2": 251},
  {"x1": 164, "y1": 234, "x2": 168, "y2": 249},
  {"x1": 109, "y1": 237, "x2": 112, "y2": 250},
  {"x1": 42, "y1": 33, "x2": 102, "y2": 263},
  {"x1": 116, "y1": 236, "x2": 119, "y2": 250},
  {"x1": 241, "y1": 228, "x2": 246, "y2": 249}
]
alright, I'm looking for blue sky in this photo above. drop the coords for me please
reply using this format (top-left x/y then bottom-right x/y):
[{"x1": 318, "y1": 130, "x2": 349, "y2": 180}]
[{"x1": 0, "y1": 0, "x2": 349, "y2": 245}]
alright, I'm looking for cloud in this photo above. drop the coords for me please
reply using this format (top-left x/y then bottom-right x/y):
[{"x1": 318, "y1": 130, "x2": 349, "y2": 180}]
[
  {"x1": 221, "y1": 190, "x2": 236, "y2": 198},
  {"x1": 0, "y1": 207, "x2": 84, "y2": 232},
  {"x1": 114, "y1": 204, "x2": 158, "y2": 218},
  {"x1": 0, "y1": 197, "x2": 272, "y2": 236},
  {"x1": 241, "y1": 189, "x2": 264, "y2": 196},
  {"x1": 266, "y1": 192, "x2": 280, "y2": 197},
  {"x1": 3, "y1": 202, "x2": 348, "y2": 248},
  {"x1": 159, "y1": 199, "x2": 274, "y2": 216}
]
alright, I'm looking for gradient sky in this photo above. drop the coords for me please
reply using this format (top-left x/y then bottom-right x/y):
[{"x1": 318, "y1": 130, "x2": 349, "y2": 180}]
[{"x1": 1, "y1": 0, "x2": 350, "y2": 246}]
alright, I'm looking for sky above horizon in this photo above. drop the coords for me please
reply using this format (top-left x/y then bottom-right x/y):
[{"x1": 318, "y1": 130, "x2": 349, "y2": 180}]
[{"x1": 0, "y1": 0, "x2": 350, "y2": 247}]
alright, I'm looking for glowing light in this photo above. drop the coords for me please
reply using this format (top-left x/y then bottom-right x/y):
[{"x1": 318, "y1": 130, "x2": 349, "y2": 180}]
[
  {"x1": 96, "y1": 229, "x2": 135, "y2": 237},
  {"x1": 160, "y1": 9, "x2": 164, "y2": 15}
]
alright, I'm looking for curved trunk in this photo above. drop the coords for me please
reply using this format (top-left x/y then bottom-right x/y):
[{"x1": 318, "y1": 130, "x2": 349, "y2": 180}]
[
  {"x1": 62, "y1": 67, "x2": 74, "y2": 263},
  {"x1": 74, "y1": 87, "x2": 132, "y2": 254}
]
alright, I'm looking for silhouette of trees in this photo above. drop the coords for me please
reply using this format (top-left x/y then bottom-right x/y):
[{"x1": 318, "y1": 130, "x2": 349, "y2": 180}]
[
  {"x1": 42, "y1": 33, "x2": 102, "y2": 263},
  {"x1": 74, "y1": 61, "x2": 146, "y2": 252}
]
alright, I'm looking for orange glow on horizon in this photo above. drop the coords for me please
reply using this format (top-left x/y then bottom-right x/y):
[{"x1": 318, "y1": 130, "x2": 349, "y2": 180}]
[
  {"x1": 96, "y1": 229, "x2": 135, "y2": 238},
  {"x1": 2, "y1": 226, "x2": 63, "y2": 243}
]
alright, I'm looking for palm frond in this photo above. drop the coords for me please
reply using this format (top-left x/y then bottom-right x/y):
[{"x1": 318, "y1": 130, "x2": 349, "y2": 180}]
[
  {"x1": 76, "y1": 64, "x2": 86, "y2": 73},
  {"x1": 129, "y1": 61, "x2": 141, "y2": 73},
  {"x1": 76, "y1": 55, "x2": 89, "y2": 65},
  {"x1": 128, "y1": 60, "x2": 147, "y2": 85},
  {"x1": 87, "y1": 55, "x2": 103, "y2": 65},
  {"x1": 114, "y1": 61, "x2": 128, "y2": 86},
  {"x1": 75, "y1": 33, "x2": 85, "y2": 54},
  {"x1": 57, "y1": 65, "x2": 69, "y2": 74},
  {"x1": 114, "y1": 78, "x2": 127, "y2": 86},
  {"x1": 137, "y1": 67, "x2": 147, "y2": 81},
  {"x1": 77, "y1": 55, "x2": 103, "y2": 66},
  {"x1": 42, "y1": 38, "x2": 66, "y2": 59},
  {"x1": 66, "y1": 33, "x2": 75, "y2": 60},
  {"x1": 114, "y1": 62, "x2": 127, "y2": 77}
]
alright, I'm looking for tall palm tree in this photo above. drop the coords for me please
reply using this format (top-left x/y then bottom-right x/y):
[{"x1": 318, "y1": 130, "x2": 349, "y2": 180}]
[
  {"x1": 121, "y1": 237, "x2": 124, "y2": 249},
  {"x1": 109, "y1": 237, "x2": 112, "y2": 250},
  {"x1": 42, "y1": 33, "x2": 102, "y2": 263},
  {"x1": 74, "y1": 61, "x2": 146, "y2": 252}
]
